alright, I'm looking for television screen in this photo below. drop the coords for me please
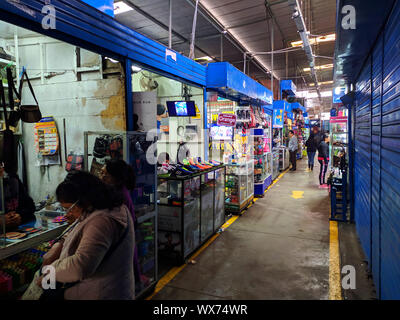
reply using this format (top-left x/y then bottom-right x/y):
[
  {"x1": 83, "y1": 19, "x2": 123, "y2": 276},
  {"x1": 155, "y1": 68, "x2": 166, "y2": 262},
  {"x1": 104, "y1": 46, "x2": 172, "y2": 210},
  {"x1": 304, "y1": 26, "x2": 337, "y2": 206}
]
[
  {"x1": 210, "y1": 125, "x2": 233, "y2": 141},
  {"x1": 167, "y1": 101, "x2": 197, "y2": 117}
]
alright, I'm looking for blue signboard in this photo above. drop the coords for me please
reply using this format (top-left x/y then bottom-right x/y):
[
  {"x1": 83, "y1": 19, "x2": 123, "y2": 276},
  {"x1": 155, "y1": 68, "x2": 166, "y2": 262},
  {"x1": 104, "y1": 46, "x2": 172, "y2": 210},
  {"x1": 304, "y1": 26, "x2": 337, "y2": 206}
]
[
  {"x1": 333, "y1": 87, "x2": 347, "y2": 104},
  {"x1": 273, "y1": 108, "x2": 284, "y2": 128},
  {"x1": 207, "y1": 63, "x2": 273, "y2": 106},
  {"x1": 81, "y1": 0, "x2": 114, "y2": 17},
  {"x1": 280, "y1": 80, "x2": 297, "y2": 96}
]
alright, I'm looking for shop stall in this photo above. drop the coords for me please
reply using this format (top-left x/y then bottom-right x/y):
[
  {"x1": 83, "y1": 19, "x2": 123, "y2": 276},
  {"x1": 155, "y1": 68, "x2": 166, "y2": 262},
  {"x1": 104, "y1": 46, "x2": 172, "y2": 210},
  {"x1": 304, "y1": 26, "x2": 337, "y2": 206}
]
[
  {"x1": 273, "y1": 101, "x2": 290, "y2": 172},
  {"x1": 329, "y1": 116, "x2": 348, "y2": 169},
  {"x1": 0, "y1": 0, "x2": 209, "y2": 299},
  {"x1": 206, "y1": 62, "x2": 273, "y2": 212},
  {"x1": 291, "y1": 102, "x2": 307, "y2": 159}
]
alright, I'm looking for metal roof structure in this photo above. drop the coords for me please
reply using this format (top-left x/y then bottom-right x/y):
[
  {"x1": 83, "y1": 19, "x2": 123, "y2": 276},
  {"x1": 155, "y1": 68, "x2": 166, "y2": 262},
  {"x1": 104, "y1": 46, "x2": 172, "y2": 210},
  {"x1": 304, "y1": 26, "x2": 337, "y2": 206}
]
[{"x1": 114, "y1": 0, "x2": 336, "y2": 113}]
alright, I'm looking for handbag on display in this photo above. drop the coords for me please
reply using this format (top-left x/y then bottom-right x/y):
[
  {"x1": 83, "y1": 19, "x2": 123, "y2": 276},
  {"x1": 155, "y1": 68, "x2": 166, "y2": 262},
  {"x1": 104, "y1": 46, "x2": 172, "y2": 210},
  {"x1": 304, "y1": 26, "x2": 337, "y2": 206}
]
[
  {"x1": 93, "y1": 135, "x2": 110, "y2": 158},
  {"x1": 19, "y1": 70, "x2": 42, "y2": 123},
  {"x1": 65, "y1": 153, "x2": 84, "y2": 172},
  {"x1": 109, "y1": 135, "x2": 123, "y2": 159},
  {"x1": 0, "y1": 81, "x2": 17, "y2": 172},
  {"x1": 90, "y1": 157, "x2": 104, "y2": 178},
  {"x1": 5, "y1": 68, "x2": 42, "y2": 124}
]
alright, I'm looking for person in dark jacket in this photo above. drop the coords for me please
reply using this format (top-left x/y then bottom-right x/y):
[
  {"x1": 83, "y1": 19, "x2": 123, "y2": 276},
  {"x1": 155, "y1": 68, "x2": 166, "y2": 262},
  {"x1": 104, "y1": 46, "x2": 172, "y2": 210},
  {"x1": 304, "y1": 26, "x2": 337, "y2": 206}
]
[
  {"x1": 317, "y1": 135, "x2": 330, "y2": 187},
  {"x1": 305, "y1": 132, "x2": 317, "y2": 171},
  {"x1": 0, "y1": 163, "x2": 35, "y2": 229}
]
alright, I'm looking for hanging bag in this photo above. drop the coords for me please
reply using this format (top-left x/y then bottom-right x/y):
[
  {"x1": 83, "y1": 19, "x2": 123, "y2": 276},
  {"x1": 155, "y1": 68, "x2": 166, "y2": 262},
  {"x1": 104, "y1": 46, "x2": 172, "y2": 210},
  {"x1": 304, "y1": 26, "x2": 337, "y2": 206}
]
[
  {"x1": 0, "y1": 81, "x2": 16, "y2": 171},
  {"x1": 19, "y1": 70, "x2": 42, "y2": 123},
  {"x1": 6, "y1": 67, "x2": 21, "y2": 127}
]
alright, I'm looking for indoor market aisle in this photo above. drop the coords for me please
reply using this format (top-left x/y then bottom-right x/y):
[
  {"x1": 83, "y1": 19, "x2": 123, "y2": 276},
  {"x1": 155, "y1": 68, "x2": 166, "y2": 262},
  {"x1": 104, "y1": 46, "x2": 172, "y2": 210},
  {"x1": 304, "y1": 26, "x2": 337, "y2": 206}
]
[{"x1": 153, "y1": 159, "x2": 331, "y2": 300}]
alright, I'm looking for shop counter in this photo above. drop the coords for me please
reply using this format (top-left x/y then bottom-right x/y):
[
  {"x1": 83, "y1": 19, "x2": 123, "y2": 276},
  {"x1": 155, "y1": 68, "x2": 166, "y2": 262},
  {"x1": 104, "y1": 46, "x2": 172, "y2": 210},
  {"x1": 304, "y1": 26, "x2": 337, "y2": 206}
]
[
  {"x1": 0, "y1": 211, "x2": 68, "y2": 260},
  {"x1": 275, "y1": 147, "x2": 290, "y2": 171},
  {"x1": 157, "y1": 165, "x2": 226, "y2": 264}
]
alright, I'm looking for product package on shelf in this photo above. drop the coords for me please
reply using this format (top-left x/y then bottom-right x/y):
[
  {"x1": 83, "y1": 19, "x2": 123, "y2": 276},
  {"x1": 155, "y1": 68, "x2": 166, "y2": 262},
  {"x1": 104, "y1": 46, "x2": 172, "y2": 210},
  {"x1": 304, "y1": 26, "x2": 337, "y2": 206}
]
[{"x1": 0, "y1": 244, "x2": 49, "y2": 297}]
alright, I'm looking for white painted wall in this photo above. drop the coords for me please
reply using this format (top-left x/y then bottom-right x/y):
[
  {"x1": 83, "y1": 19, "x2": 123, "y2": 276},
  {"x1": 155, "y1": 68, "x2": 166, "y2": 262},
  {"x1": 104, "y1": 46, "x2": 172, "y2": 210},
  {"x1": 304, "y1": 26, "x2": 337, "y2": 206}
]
[
  {"x1": 132, "y1": 71, "x2": 205, "y2": 163},
  {"x1": 13, "y1": 35, "x2": 125, "y2": 202}
]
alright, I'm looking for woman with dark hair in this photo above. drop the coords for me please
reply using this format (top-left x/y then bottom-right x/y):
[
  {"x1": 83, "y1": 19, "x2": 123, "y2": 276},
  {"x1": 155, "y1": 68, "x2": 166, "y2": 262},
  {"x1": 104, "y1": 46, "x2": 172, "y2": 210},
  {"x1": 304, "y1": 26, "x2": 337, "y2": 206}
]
[
  {"x1": 101, "y1": 159, "x2": 136, "y2": 223},
  {"x1": 38, "y1": 171, "x2": 135, "y2": 300},
  {"x1": 0, "y1": 163, "x2": 35, "y2": 229},
  {"x1": 100, "y1": 159, "x2": 142, "y2": 291},
  {"x1": 317, "y1": 135, "x2": 330, "y2": 188}
]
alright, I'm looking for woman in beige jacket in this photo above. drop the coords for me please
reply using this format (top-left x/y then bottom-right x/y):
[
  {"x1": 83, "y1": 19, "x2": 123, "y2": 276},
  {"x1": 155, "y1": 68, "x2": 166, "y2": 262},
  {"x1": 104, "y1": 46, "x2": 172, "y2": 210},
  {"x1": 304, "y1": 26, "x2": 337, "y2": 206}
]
[{"x1": 39, "y1": 171, "x2": 135, "y2": 300}]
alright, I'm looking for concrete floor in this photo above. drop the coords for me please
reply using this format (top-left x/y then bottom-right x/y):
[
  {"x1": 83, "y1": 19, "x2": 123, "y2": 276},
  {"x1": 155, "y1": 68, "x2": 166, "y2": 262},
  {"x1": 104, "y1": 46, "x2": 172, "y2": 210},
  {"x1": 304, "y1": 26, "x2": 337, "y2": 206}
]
[{"x1": 154, "y1": 159, "x2": 333, "y2": 300}]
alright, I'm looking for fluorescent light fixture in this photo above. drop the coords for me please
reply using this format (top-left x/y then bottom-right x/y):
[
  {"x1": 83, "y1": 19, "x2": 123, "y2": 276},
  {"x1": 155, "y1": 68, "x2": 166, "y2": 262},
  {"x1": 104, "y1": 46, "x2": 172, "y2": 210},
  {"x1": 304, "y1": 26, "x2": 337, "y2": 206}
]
[
  {"x1": 131, "y1": 65, "x2": 142, "y2": 72},
  {"x1": 195, "y1": 56, "x2": 213, "y2": 62},
  {"x1": 105, "y1": 57, "x2": 119, "y2": 63},
  {"x1": 309, "y1": 80, "x2": 334, "y2": 87},
  {"x1": 304, "y1": 64, "x2": 333, "y2": 72},
  {"x1": 297, "y1": 90, "x2": 332, "y2": 99},
  {"x1": 114, "y1": 2, "x2": 133, "y2": 15},
  {"x1": 291, "y1": 33, "x2": 336, "y2": 47}
]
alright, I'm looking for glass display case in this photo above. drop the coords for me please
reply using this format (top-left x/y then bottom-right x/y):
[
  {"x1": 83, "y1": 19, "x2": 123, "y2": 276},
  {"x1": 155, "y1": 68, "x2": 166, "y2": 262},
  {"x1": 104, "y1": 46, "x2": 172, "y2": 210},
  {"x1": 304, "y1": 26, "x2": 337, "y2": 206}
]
[
  {"x1": 0, "y1": 207, "x2": 68, "y2": 297},
  {"x1": 157, "y1": 165, "x2": 225, "y2": 264},
  {"x1": 271, "y1": 151, "x2": 280, "y2": 180},
  {"x1": 329, "y1": 117, "x2": 348, "y2": 168},
  {"x1": 253, "y1": 129, "x2": 272, "y2": 197},
  {"x1": 225, "y1": 161, "x2": 254, "y2": 214},
  {"x1": 274, "y1": 146, "x2": 290, "y2": 171},
  {"x1": 84, "y1": 131, "x2": 158, "y2": 298}
]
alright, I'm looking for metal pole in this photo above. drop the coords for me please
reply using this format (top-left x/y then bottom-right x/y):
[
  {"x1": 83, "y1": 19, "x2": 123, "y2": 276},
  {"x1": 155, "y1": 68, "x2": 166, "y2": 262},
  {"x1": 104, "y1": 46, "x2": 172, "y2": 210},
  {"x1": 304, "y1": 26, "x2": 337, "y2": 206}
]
[
  {"x1": 285, "y1": 51, "x2": 288, "y2": 79},
  {"x1": 169, "y1": 0, "x2": 172, "y2": 49},
  {"x1": 189, "y1": 0, "x2": 199, "y2": 59},
  {"x1": 271, "y1": 19, "x2": 274, "y2": 99},
  {"x1": 243, "y1": 52, "x2": 247, "y2": 74},
  {"x1": 220, "y1": 34, "x2": 224, "y2": 61}
]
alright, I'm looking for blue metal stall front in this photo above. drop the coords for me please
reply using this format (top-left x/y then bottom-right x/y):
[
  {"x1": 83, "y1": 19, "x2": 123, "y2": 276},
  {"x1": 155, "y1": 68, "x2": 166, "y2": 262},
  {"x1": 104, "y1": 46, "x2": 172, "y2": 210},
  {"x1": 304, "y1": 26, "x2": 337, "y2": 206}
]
[
  {"x1": 335, "y1": 0, "x2": 400, "y2": 299},
  {"x1": 280, "y1": 80, "x2": 297, "y2": 99},
  {"x1": 206, "y1": 62, "x2": 273, "y2": 197}
]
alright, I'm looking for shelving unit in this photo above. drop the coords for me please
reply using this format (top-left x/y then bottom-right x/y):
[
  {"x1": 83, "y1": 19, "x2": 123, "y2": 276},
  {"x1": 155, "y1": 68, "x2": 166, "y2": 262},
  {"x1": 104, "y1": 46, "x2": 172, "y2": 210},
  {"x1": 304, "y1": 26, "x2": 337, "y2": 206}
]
[
  {"x1": 329, "y1": 117, "x2": 348, "y2": 168},
  {"x1": 225, "y1": 160, "x2": 254, "y2": 214},
  {"x1": 252, "y1": 128, "x2": 272, "y2": 196},
  {"x1": 157, "y1": 165, "x2": 226, "y2": 264}
]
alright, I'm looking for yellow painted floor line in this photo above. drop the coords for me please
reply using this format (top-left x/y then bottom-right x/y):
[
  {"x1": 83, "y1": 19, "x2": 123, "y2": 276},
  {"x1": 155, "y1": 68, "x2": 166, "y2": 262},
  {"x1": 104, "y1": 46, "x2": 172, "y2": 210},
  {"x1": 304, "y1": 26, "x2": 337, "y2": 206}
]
[
  {"x1": 147, "y1": 169, "x2": 290, "y2": 300},
  {"x1": 329, "y1": 220, "x2": 343, "y2": 300}
]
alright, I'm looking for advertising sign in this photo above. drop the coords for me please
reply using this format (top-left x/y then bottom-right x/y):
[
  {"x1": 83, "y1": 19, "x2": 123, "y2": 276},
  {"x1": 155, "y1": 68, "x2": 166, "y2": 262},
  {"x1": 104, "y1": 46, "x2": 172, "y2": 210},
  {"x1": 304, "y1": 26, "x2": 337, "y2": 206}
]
[
  {"x1": 333, "y1": 87, "x2": 347, "y2": 104},
  {"x1": 273, "y1": 109, "x2": 284, "y2": 128},
  {"x1": 217, "y1": 113, "x2": 237, "y2": 127}
]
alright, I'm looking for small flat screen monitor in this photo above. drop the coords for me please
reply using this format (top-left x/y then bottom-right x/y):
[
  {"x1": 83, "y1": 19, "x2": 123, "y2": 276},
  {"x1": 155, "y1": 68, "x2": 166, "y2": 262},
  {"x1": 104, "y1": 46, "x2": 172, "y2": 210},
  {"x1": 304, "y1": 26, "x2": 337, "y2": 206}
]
[
  {"x1": 167, "y1": 101, "x2": 197, "y2": 117},
  {"x1": 210, "y1": 125, "x2": 233, "y2": 141}
]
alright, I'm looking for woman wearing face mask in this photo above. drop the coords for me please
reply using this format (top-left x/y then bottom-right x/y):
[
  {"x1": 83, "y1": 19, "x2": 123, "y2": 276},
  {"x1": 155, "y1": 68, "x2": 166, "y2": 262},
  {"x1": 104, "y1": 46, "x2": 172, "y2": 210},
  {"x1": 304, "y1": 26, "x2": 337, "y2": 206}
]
[{"x1": 38, "y1": 170, "x2": 135, "y2": 300}]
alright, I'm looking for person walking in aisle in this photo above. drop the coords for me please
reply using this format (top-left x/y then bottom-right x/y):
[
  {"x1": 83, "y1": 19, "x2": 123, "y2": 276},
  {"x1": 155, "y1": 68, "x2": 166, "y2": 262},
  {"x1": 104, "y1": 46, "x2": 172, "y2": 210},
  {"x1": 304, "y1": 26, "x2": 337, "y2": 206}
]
[
  {"x1": 305, "y1": 132, "x2": 317, "y2": 172},
  {"x1": 288, "y1": 130, "x2": 298, "y2": 171},
  {"x1": 317, "y1": 135, "x2": 330, "y2": 188}
]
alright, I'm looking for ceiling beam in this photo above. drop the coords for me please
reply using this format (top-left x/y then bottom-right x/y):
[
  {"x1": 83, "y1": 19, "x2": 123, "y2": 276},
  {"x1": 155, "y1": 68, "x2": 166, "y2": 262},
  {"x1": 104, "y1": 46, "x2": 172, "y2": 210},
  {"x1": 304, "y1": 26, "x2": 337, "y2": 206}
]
[
  {"x1": 122, "y1": 0, "x2": 217, "y2": 61},
  {"x1": 184, "y1": 0, "x2": 273, "y2": 77}
]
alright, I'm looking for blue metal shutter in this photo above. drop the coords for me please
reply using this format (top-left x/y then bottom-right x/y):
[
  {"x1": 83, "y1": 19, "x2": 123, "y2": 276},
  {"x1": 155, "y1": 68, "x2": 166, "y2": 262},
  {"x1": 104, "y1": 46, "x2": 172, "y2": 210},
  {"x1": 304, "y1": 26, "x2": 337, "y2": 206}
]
[
  {"x1": 371, "y1": 37, "x2": 383, "y2": 296},
  {"x1": 354, "y1": 57, "x2": 372, "y2": 265},
  {"x1": 380, "y1": 2, "x2": 400, "y2": 298}
]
